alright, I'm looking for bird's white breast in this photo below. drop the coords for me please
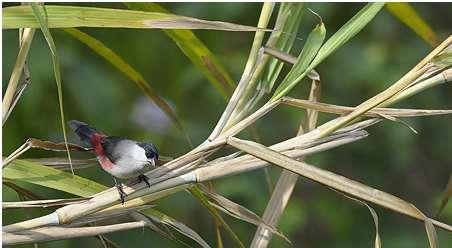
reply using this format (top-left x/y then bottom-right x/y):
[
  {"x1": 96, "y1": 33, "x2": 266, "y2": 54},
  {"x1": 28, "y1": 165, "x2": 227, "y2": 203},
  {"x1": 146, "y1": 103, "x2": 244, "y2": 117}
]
[{"x1": 102, "y1": 140, "x2": 149, "y2": 179}]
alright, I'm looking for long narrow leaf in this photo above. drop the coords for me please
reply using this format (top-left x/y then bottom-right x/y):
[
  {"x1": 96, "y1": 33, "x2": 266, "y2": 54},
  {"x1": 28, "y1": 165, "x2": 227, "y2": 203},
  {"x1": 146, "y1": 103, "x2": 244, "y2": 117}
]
[
  {"x1": 386, "y1": 3, "x2": 439, "y2": 46},
  {"x1": 30, "y1": 3, "x2": 73, "y2": 173},
  {"x1": 2, "y1": 27, "x2": 35, "y2": 124},
  {"x1": 226, "y1": 136, "x2": 452, "y2": 235},
  {"x1": 437, "y1": 175, "x2": 452, "y2": 216},
  {"x1": 3, "y1": 5, "x2": 269, "y2": 32},
  {"x1": 143, "y1": 209, "x2": 212, "y2": 248},
  {"x1": 271, "y1": 19, "x2": 325, "y2": 100},
  {"x1": 282, "y1": 97, "x2": 452, "y2": 117},
  {"x1": 3, "y1": 159, "x2": 106, "y2": 197},
  {"x1": 3, "y1": 221, "x2": 148, "y2": 245},
  {"x1": 189, "y1": 186, "x2": 245, "y2": 248},
  {"x1": 124, "y1": 3, "x2": 235, "y2": 99},
  {"x1": 272, "y1": 3, "x2": 384, "y2": 101},
  {"x1": 63, "y1": 27, "x2": 186, "y2": 133},
  {"x1": 259, "y1": 3, "x2": 304, "y2": 93},
  {"x1": 198, "y1": 185, "x2": 290, "y2": 244},
  {"x1": 309, "y1": 3, "x2": 384, "y2": 69}
]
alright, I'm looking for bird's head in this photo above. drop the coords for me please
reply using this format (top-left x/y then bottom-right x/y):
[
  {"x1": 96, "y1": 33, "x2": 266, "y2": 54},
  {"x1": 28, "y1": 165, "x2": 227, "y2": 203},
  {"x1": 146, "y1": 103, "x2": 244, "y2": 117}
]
[{"x1": 137, "y1": 142, "x2": 159, "y2": 167}]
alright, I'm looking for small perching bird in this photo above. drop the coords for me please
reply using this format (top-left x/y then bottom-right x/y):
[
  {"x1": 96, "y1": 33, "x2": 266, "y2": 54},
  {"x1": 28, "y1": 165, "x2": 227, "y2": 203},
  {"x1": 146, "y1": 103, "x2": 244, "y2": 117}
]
[{"x1": 68, "y1": 120, "x2": 159, "y2": 204}]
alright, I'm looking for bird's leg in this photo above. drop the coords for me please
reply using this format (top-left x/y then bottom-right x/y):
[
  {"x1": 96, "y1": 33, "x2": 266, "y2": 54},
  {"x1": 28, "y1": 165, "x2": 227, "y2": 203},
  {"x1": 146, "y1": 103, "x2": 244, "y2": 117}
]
[
  {"x1": 113, "y1": 177, "x2": 127, "y2": 204},
  {"x1": 138, "y1": 174, "x2": 151, "y2": 188}
]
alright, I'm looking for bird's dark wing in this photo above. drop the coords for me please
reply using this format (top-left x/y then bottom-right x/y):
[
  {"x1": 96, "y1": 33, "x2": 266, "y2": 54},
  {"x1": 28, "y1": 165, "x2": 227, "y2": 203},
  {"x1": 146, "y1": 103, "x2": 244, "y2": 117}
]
[{"x1": 100, "y1": 136, "x2": 126, "y2": 163}]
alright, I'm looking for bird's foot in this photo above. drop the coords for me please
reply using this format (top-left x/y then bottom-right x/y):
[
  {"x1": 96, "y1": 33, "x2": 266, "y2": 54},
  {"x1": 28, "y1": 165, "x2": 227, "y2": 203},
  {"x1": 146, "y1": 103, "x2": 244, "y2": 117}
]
[
  {"x1": 115, "y1": 183, "x2": 127, "y2": 204},
  {"x1": 138, "y1": 174, "x2": 151, "y2": 188}
]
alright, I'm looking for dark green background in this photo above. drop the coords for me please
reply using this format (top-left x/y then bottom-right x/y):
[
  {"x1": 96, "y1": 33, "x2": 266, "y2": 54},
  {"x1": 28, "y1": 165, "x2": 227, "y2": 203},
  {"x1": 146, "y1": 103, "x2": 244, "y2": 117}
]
[{"x1": 3, "y1": 2, "x2": 452, "y2": 247}]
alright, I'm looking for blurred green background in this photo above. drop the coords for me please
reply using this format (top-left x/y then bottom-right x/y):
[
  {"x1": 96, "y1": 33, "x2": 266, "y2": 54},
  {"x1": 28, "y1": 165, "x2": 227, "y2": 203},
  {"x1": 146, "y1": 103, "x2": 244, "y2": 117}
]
[{"x1": 2, "y1": 2, "x2": 452, "y2": 247}]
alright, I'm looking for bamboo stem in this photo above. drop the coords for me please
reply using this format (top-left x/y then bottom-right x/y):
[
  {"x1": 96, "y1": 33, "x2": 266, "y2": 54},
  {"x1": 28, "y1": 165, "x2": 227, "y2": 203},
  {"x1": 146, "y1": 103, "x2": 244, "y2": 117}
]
[
  {"x1": 317, "y1": 35, "x2": 452, "y2": 137},
  {"x1": 2, "y1": 28, "x2": 35, "y2": 124},
  {"x1": 209, "y1": 3, "x2": 274, "y2": 140},
  {"x1": 251, "y1": 78, "x2": 321, "y2": 248}
]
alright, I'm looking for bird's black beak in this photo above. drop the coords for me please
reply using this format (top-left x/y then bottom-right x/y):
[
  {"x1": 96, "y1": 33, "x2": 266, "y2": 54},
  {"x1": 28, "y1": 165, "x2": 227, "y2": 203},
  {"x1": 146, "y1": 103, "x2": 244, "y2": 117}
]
[{"x1": 147, "y1": 158, "x2": 156, "y2": 167}]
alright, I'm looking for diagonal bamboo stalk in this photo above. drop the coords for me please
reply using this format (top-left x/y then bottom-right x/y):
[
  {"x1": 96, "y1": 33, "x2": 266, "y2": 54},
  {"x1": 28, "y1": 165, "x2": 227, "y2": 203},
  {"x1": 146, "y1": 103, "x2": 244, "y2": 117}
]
[
  {"x1": 226, "y1": 136, "x2": 452, "y2": 233},
  {"x1": 4, "y1": 35, "x2": 451, "y2": 243},
  {"x1": 209, "y1": 3, "x2": 274, "y2": 140},
  {"x1": 2, "y1": 124, "x2": 368, "y2": 232},
  {"x1": 317, "y1": 35, "x2": 452, "y2": 137},
  {"x1": 251, "y1": 77, "x2": 321, "y2": 247},
  {"x1": 282, "y1": 96, "x2": 452, "y2": 117}
]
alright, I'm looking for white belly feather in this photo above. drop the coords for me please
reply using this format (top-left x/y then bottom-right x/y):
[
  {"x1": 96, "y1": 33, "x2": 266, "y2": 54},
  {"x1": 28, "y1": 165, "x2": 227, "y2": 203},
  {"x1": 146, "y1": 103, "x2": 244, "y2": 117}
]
[{"x1": 101, "y1": 140, "x2": 150, "y2": 179}]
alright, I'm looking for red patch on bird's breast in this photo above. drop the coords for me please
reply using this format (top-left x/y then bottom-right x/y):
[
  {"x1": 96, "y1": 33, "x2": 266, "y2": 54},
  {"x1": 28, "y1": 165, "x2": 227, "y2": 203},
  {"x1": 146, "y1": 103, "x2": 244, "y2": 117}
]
[
  {"x1": 99, "y1": 155, "x2": 114, "y2": 169},
  {"x1": 90, "y1": 133, "x2": 113, "y2": 169}
]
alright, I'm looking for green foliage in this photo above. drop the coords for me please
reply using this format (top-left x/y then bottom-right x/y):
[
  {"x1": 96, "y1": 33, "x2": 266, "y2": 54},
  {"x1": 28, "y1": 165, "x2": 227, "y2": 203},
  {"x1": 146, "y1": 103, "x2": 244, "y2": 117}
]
[
  {"x1": 271, "y1": 3, "x2": 385, "y2": 101},
  {"x1": 4, "y1": 159, "x2": 106, "y2": 197},
  {"x1": 63, "y1": 27, "x2": 185, "y2": 132},
  {"x1": 3, "y1": 5, "x2": 265, "y2": 31},
  {"x1": 31, "y1": 3, "x2": 73, "y2": 173},
  {"x1": 3, "y1": 2, "x2": 451, "y2": 248},
  {"x1": 125, "y1": 3, "x2": 235, "y2": 99},
  {"x1": 386, "y1": 3, "x2": 439, "y2": 46}
]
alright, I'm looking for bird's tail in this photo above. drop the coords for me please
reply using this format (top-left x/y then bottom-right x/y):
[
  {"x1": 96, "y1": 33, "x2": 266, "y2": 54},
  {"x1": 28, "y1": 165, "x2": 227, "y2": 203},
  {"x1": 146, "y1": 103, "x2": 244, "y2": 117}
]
[{"x1": 68, "y1": 120, "x2": 102, "y2": 147}]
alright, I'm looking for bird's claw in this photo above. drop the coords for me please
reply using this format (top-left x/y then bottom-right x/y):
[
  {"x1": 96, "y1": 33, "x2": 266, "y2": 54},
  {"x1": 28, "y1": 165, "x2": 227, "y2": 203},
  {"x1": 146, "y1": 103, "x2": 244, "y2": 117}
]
[
  {"x1": 115, "y1": 183, "x2": 127, "y2": 204},
  {"x1": 138, "y1": 174, "x2": 151, "y2": 188}
]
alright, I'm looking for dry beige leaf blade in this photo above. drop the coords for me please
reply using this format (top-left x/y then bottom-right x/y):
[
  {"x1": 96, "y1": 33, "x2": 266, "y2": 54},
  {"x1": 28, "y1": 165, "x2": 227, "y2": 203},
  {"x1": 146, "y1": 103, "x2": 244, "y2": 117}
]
[
  {"x1": 26, "y1": 138, "x2": 91, "y2": 151},
  {"x1": 198, "y1": 185, "x2": 291, "y2": 244},
  {"x1": 3, "y1": 198, "x2": 89, "y2": 209},
  {"x1": 2, "y1": 221, "x2": 148, "y2": 246},
  {"x1": 226, "y1": 136, "x2": 452, "y2": 232},
  {"x1": 282, "y1": 97, "x2": 452, "y2": 117},
  {"x1": 24, "y1": 157, "x2": 97, "y2": 170},
  {"x1": 252, "y1": 72, "x2": 322, "y2": 248},
  {"x1": 2, "y1": 27, "x2": 35, "y2": 124},
  {"x1": 424, "y1": 218, "x2": 438, "y2": 248},
  {"x1": 2, "y1": 126, "x2": 369, "y2": 234},
  {"x1": 140, "y1": 209, "x2": 212, "y2": 248},
  {"x1": 3, "y1": 138, "x2": 91, "y2": 168},
  {"x1": 24, "y1": 155, "x2": 172, "y2": 171},
  {"x1": 375, "y1": 113, "x2": 419, "y2": 134},
  {"x1": 317, "y1": 35, "x2": 452, "y2": 137},
  {"x1": 71, "y1": 205, "x2": 155, "y2": 226},
  {"x1": 335, "y1": 191, "x2": 381, "y2": 248}
]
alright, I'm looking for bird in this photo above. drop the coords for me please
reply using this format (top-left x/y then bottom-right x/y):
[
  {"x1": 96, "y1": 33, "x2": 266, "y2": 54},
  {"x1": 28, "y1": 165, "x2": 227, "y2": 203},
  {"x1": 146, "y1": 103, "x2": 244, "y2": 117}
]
[{"x1": 68, "y1": 120, "x2": 159, "y2": 204}]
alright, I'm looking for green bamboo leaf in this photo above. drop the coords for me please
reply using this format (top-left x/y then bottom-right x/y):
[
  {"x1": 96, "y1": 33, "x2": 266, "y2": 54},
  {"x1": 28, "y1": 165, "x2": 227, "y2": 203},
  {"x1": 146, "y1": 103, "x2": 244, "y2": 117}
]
[
  {"x1": 3, "y1": 5, "x2": 267, "y2": 32},
  {"x1": 260, "y1": 3, "x2": 304, "y2": 93},
  {"x1": 124, "y1": 3, "x2": 235, "y2": 99},
  {"x1": 271, "y1": 21, "x2": 326, "y2": 100},
  {"x1": 4, "y1": 159, "x2": 207, "y2": 247},
  {"x1": 63, "y1": 27, "x2": 186, "y2": 133},
  {"x1": 309, "y1": 3, "x2": 384, "y2": 68},
  {"x1": 30, "y1": 3, "x2": 74, "y2": 173},
  {"x1": 3, "y1": 159, "x2": 107, "y2": 197},
  {"x1": 386, "y1": 3, "x2": 439, "y2": 47},
  {"x1": 271, "y1": 3, "x2": 384, "y2": 101}
]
